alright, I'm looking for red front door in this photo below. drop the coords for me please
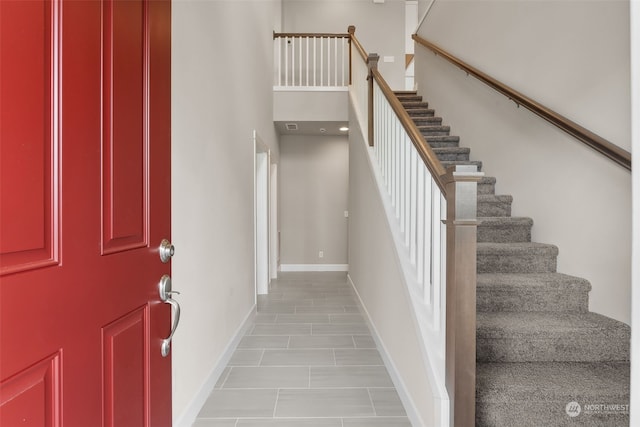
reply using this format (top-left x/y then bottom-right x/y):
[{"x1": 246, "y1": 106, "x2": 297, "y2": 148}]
[{"x1": 0, "y1": 1, "x2": 172, "y2": 426}]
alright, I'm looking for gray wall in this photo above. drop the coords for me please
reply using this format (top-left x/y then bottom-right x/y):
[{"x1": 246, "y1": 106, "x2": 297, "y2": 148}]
[
  {"x1": 415, "y1": 0, "x2": 632, "y2": 323},
  {"x1": 347, "y1": 101, "x2": 443, "y2": 426},
  {"x1": 282, "y1": 0, "x2": 406, "y2": 90},
  {"x1": 172, "y1": 0, "x2": 281, "y2": 423},
  {"x1": 279, "y1": 135, "x2": 349, "y2": 266}
]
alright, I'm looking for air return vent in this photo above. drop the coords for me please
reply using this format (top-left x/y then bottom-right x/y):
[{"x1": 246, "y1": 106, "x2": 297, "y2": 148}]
[{"x1": 285, "y1": 123, "x2": 298, "y2": 131}]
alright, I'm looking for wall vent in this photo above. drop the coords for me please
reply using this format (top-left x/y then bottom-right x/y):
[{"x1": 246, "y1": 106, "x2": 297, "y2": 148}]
[{"x1": 285, "y1": 123, "x2": 298, "y2": 131}]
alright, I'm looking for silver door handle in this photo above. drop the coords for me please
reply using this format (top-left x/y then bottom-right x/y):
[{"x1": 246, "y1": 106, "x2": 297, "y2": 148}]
[
  {"x1": 158, "y1": 275, "x2": 181, "y2": 357},
  {"x1": 161, "y1": 298, "x2": 180, "y2": 357}
]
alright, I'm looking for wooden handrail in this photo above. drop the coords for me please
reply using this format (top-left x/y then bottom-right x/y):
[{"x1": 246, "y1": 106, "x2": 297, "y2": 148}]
[
  {"x1": 349, "y1": 29, "x2": 447, "y2": 192},
  {"x1": 371, "y1": 68, "x2": 448, "y2": 193},
  {"x1": 348, "y1": 26, "x2": 368, "y2": 62},
  {"x1": 273, "y1": 31, "x2": 350, "y2": 39},
  {"x1": 413, "y1": 34, "x2": 632, "y2": 171}
]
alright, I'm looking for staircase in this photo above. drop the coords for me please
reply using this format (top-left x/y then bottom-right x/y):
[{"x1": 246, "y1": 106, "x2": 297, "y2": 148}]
[{"x1": 395, "y1": 91, "x2": 631, "y2": 426}]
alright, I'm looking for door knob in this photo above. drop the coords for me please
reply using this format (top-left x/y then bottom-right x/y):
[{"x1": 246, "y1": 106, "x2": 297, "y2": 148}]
[{"x1": 159, "y1": 239, "x2": 175, "y2": 263}]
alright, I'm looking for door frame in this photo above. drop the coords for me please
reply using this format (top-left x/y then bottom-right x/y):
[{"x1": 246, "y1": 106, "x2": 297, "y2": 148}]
[{"x1": 254, "y1": 130, "x2": 271, "y2": 297}]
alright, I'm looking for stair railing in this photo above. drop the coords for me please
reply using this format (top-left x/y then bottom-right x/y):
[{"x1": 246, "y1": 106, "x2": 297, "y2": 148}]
[
  {"x1": 413, "y1": 35, "x2": 632, "y2": 171},
  {"x1": 273, "y1": 31, "x2": 351, "y2": 90},
  {"x1": 349, "y1": 28, "x2": 481, "y2": 427}
]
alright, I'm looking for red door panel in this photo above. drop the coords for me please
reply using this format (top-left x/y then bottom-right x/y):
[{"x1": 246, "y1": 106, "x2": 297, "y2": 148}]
[{"x1": 0, "y1": 1, "x2": 172, "y2": 426}]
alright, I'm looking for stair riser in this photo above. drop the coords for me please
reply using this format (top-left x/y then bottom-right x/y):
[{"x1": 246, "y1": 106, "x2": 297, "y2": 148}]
[
  {"x1": 477, "y1": 332, "x2": 630, "y2": 362},
  {"x1": 420, "y1": 130, "x2": 450, "y2": 137},
  {"x1": 412, "y1": 117, "x2": 442, "y2": 126},
  {"x1": 478, "y1": 201, "x2": 511, "y2": 217},
  {"x1": 477, "y1": 252, "x2": 556, "y2": 273},
  {"x1": 435, "y1": 152, "x2": 470, "y2": 162},
  {"x1": 477, "y1": 290, "x2": 589, "y2": 312},
  {"x1": 406, "y1": 109, "x2": 435, "y2": 117},
  {"x1": 477, "y1": 224, "x2": 531, "y2": 243},
  {"x1": 478, "y1": 181, "x2": 496, "y2": 195},
  {"x1": 427, "y1": 141, "x2": 460, "y2": 149},
  {"x1": 401, "y1": 102, "x2": 429, "y2": 109},
  {"x1": 397, "y1": 95, "x2": 422, "y2": 102}
]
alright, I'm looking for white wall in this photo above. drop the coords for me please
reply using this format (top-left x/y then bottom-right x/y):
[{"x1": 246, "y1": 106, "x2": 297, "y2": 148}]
[
  {"x1": 279, "y1": 135, "x2": 349, "y2": 266},
  {"x1": 415, "y1": 0, "x2": 632, "y2": 324},
  {"x1": 282, "y1": 0, "x2": 406, "y2": 90},
  {"x1": 630, "y1": 0, "x2": 639, "y2": 421},
  {"x1": 348, "y1": 100, "x2": 443, "y2": 426},
  {"x1": 172, "y1": 0, "x2": 281, "y2": 423}
]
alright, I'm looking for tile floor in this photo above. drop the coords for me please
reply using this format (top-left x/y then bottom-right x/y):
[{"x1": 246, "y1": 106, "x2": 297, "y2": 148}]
[{"x1": 193, "y1": 272, "x2": 412, "y2": 427}]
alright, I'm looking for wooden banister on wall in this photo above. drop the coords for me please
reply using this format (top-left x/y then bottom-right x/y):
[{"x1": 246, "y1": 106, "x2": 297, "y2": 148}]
[{"x1": 412, "y1": 34, "x2": 632, "y2": 171}]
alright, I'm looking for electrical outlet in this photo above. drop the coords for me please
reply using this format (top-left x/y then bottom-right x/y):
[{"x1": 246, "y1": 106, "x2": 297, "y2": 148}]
[
  {"x1": 344, "y1": 210, "x2": 349, "y2": 218},
  {"x1": 319, "y1": 251, "x2": 324, "y2": 258}
]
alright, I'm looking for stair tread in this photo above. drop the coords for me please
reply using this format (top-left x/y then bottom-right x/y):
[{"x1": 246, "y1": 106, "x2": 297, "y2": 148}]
[
  {"x1": 432, "y1": 147, "x2": 470, "y2": 154},
  {"x1": 477, "y1": 242, "x2": 559, "y2": 254},
  {"x1": 477, "y1": 361, "x2": 629, "y2": 399},
  {"x1": 477, "y1": 272, "x2": 591, "y2": 292},
  {"x1": 422, "y1": 135, "x2": 458, "y2": 140},
  {"x1": 405, "y1": 108, "x2": 435, "y2": 116},
  {"x1": 478, "y1": 194, "x2": 513, "y2": 202},
  {"x1": 477, "y1": 311, "x2": 629, "y2": 338},
  {"x1": 394, "y1": 90, "x2": 417, "y2": 95},
  {"x1": 477, "y1": 216, "x2": 532, "y2": 226},
  {"x1": 417, "y1": 125, "x2": 450, "y2": 131}
]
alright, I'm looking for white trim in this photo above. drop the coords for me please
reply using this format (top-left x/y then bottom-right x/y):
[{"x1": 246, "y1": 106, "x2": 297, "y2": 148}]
[
  {"x1": 280, "y1": 264, "x2": 348, "y2": 272},
  {"x1": 273, "y1": 86, "x2": 348, "y2": 92},
  {"x1": 173, "y1": 305, "x2": 256, "y2": 427},
  {"x1": 347, "y1": 274, "x2": 428, "y2": 427}
]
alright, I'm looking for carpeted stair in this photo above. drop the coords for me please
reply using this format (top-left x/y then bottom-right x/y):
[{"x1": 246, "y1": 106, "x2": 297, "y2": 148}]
[{"x1": 394, "y1": 90, "x2": 631, "y2": 426}]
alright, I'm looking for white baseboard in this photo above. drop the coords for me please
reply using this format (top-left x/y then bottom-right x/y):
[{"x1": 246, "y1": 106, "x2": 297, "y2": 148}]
[
  {"x1": 280, "y1": 264, "x2": 349, "y2": 272},
  {"x1": 347, "y1": 274, "x2": 425, "y2": 427},
  {"x1": 174, "y1": 305, "x2": 256, "y2": 427}
]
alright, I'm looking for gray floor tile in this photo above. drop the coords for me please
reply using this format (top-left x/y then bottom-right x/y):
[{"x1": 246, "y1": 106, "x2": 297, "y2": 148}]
[
  {"x1": 295, "y1": 305, "x2": 347, "y2": 314},
  {"x1": 256, "y1": 301, "x2": 297, "y2": 313},
  {"x1": 194, "y1": 273, "x2": 410, "y2": 426},
  {"x1": 312, "y1": 298, "x2": 356, "y2": 307},
  {"x1": 254, "y1": 313, "x2": 278, "y2": 323},
  {"x1": 214, "y1": 367, "x2": 230, "y2": 389},
  {"x1": 289, "y1": 335, "x2": 355, "y2": 349},
  {"x1": 223, "y1": 366, "x2": 309, "y2": 388},
  {"x1": 275, "y1": 389, "x2": 375, "y2": 417},
  {"x1": 311, "y1": 366, "x2": 394, "y2": 387},
  {"x1": 238, "y1": 335, "x2": 289, "y2": 349},
  {"x1": 198, "y1": 389, "x2": 277, "y2": 417},
  {"x1": 353, "y1": 335, "x2": 376, "y2": 348},
  {"x1": 334, "y1": 349, "x2": 383, "y2": 366},
  {"x1": 260, "y1": 349, "x2": 335, "y2": 366},
  {"x1": 236, "y1": 419, "x2": 342, "y2": 427},
  {"x1": 251, "y1": 323, "x2": 311, "y2": 336},
  {"x1": 276, "y1": 314, "x2": 330, "y2": 323},
  {"x1": 369, "y1": 388, "x2": 407, "y2": 416},
  {"x1": 330, "y1": 314, "x2": 365, "y2": 324},
  {"x1": 342, "y1": 417, "x2": 412, "y2": 427},
  {"x1": 192, "y1": 419, "x2": 237, "y2": 427},
  {"x1": 312, "y1": 324, "x2": 370, "y2": 335},
  {"x1": 229, "y1": 349, "x2": 263, "y2": 366}
]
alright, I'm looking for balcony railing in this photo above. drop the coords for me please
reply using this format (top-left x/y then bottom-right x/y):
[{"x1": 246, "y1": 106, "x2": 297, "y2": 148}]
[{"x1": 273, "y1": 32, "x2": 350, "y2": 90}]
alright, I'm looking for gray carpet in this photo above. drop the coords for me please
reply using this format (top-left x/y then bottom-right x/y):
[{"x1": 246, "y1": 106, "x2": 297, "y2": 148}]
[{"x1": 396, "y1": 91, "x2": 630, "y2": 426}]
